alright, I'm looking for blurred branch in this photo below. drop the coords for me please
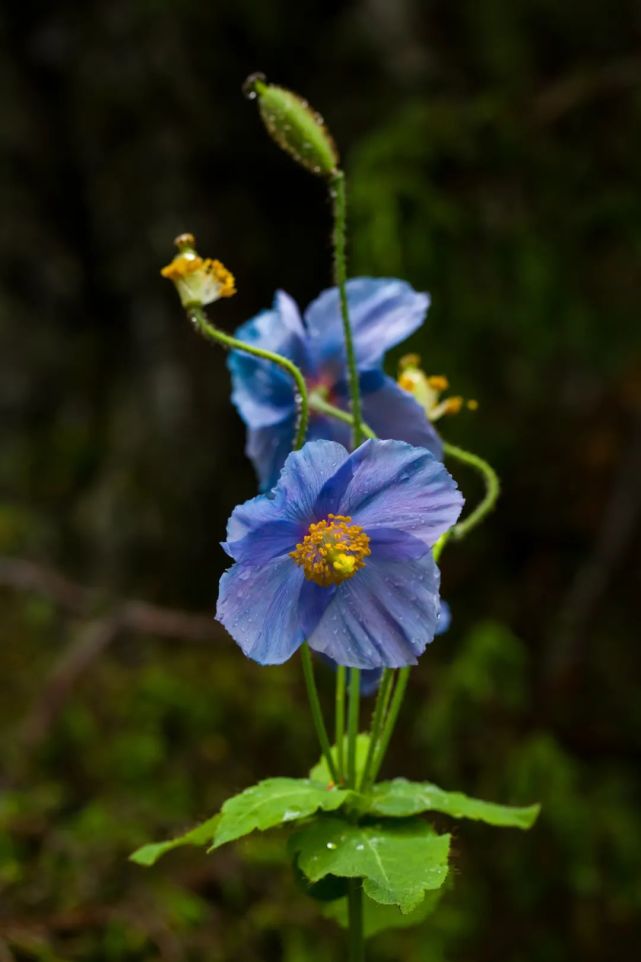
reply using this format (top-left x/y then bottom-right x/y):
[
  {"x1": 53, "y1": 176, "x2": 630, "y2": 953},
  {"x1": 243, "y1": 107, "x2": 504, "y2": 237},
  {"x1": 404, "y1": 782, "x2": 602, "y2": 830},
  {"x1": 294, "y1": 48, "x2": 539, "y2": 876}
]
[
  {"x1": 0, "y1": 555, "x2": 224, "y2": 751},
  {"x1": 533, "y1": 57, "x2": 641, "y2": 124}
]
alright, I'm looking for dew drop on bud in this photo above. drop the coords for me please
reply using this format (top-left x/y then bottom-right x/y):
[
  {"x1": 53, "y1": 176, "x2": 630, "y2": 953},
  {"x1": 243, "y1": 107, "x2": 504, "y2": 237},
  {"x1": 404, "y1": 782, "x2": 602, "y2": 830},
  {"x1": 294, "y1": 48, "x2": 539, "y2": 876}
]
[{"x1": 242, "y1": 72, "x2": 267, "y2": 101}]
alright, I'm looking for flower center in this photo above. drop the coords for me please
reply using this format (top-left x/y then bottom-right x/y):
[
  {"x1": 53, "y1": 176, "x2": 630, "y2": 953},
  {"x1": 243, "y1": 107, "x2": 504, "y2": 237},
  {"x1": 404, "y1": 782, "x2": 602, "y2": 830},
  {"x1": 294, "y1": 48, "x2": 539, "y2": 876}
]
[{"x1": 290, "y1": 514, "x2": 371, "y2": 587}]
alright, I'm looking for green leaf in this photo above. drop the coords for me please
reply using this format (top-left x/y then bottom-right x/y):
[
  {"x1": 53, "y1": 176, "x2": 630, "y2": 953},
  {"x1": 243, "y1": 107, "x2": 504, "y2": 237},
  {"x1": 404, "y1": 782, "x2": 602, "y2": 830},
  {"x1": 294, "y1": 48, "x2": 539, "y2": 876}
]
[
  {"x1": 211, "y1": 778, "x2": 351, "y2": 849},
  {"x1": 324, "y1": 889, "x2": 442, "y2": 937},
  {"x1": 130, "y1": 815, "x2": 220, "y2": 867},
  {"x1": 369, "y1": 778, "x2": 540, "y2": 829},
  {"x1": 309, "y1": 734, "x2": 371, "y2": 786},
  {"x1": 290, "y1": 815, "x2": 450, "y2": 913}
]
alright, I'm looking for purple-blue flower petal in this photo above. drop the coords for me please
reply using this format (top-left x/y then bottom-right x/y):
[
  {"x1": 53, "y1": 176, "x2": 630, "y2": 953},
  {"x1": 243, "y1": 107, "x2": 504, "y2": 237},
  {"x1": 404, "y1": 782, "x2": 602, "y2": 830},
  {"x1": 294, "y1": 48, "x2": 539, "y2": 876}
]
[
  {"x1": 368, "y1": 527, "x2": 429, "y2": 561},
  {"x1": 229, "y1": 291, "x2": 308, "y2": 429},
  {"x1": 223, "y1": 519, "x2": 301, "y2": 565},
  {"x1": 307, "y1": 551, "x2": 441, "y2": 669},
  {"x1": 276, "y1": 440, "x2": 351, "y2": 521},
  {"x1": 435, "y1": 599, "x2": 451, "y2": 636},
  {"x1": 334, "y1": 439, "x2": 463, "y2": 546},
  {"x1": 361, "y1": 374, "x2": 443, "y2": 460},
  {"x1": 245, "y1": 416, "x2": 299, "y2": 492},
  {"x1": 298, "y1": 580, "x2": 336, "y2": 639},
  {"x1": 216, "y1": 556, "x2": 306, "y2": 665},
  {"x1": 305, "y1": 278, "x2": 430, "y2": 368}
]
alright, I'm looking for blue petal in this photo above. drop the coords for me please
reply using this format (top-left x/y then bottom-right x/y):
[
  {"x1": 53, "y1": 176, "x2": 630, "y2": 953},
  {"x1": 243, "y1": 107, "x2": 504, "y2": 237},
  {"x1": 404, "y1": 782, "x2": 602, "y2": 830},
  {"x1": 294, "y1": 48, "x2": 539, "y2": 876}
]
[
  {"x1": 223, "y1": 519, "x2": 302, "y2": 565},
  {"x1": 320, "y1": 598, "x2": 451, "y2": 688},
  {"x1": 435, "y1": 599, "x2": 451, "y2": 636},
  {"x1": 276, "y1": 440, "x2": 351, "y2": 522},
  {"x1": 229, "y1": 291, "x2": 309, "y2": 429},
  {"x1": 228, "y1": 438, "x2": 351, "y2": 543},
  {"x1": 299, "y1": 580, "x2": 336, "y2": 638},
  {"x1": 216, "y1": 557, "x2": 306, "y2": 665},
  {"x1": 305, "y1": 278, "x2": 429, "y2": 369},
  {"x1": 369, "y1": 527, "x2": 429, "y2": 561},
  {"x1": 334, "y1": 439, "x2": 463, "y2": 546},
  {"x1": 360, "y1": 668, "x2": 383, "y2": 696},
  {"x1": 245, "y1": 416, "x2": 299, "y2": 492},
  {"x1": 361, "y1": 374, "x2": 443, "y2": 461},
  {"x1": 307, "y1": 551, "x2": 441, "y2": 669}
]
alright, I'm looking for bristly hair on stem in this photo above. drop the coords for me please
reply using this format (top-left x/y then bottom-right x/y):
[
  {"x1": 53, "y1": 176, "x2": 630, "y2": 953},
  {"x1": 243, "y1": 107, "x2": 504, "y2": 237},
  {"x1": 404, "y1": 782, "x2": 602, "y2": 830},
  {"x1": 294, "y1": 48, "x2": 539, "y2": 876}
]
[
  {"x1": 188, "y1": 305, "x2": 310, "y2": 452},
  {"x1": 330, "y1": 170, "x2": 364, "y2": 448}
]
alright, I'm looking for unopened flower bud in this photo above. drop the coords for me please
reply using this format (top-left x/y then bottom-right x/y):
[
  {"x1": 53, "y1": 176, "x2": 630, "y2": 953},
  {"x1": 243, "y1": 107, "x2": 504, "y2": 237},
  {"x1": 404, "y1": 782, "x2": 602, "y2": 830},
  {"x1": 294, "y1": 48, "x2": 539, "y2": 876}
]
[
  {"x1": 161, "y1": 234, "x2": 236, "y2": 308},
  {"x1": 243, "y1": 73, "x2": 339, "y2": 178}
]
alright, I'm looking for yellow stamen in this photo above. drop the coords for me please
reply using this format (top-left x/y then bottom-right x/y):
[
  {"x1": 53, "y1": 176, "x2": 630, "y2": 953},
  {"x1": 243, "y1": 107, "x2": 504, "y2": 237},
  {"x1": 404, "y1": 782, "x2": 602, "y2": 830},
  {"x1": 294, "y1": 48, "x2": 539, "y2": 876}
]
[
  {"x1": 290, "y1": 514, "x2": 371, "y2": 587},
  {"x1": 160, "y1": 235, "x2": 236, "y2": 307},
  {"x1": 397, "y1": 357, "x2": 476, "y2": 422}
]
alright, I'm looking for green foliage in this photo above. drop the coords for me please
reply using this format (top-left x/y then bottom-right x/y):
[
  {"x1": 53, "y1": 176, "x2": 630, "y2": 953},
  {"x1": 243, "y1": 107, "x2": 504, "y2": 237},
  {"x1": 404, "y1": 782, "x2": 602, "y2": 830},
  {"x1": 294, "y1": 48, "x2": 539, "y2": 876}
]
[
  {"x1": 369, "y1": 778, "x2": 539, "y2": 828},
  {"x1": 310, "y1": 733, "x2": 372, "y2": 785},
  {"x1": 211, "y1": 778, "x2": 351, "y2": 849},
  {"x1": 290, "y1": 816, "x2": 450, "y2": 913},
  {"x1": 130, "y1": 815, "x2": 220, "y2": 866}
]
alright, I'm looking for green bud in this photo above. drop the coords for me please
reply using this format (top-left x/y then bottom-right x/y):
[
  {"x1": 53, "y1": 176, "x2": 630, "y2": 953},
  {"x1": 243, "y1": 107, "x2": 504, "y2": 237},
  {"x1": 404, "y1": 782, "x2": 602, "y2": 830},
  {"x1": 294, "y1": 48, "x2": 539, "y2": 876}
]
[{"x1": 243, "y1": 73, "x2": 339, "y2": 178}]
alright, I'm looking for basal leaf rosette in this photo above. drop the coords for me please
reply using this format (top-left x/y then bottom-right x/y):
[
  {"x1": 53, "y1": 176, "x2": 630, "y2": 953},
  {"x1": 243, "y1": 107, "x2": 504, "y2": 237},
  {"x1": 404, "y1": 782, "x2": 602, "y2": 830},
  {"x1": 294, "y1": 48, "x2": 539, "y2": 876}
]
[{"x1": 216, "y1": 438, "x2": 463, "y2": 669}]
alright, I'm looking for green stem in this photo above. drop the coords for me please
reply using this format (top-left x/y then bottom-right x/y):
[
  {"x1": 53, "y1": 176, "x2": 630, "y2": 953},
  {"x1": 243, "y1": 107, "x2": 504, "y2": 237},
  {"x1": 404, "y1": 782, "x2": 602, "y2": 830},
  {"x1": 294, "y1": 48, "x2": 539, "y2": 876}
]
[
  {"x1": 300, "y1": 643, "x2": 339, "y2": 784},
  {"x1": 188, "y1": 304, "x2": 309, "y2": 452},
  {"x1": 347, "y1": 668, "x2": 361, "y2": 788},
  {"x1": 359, "y1": 669, "x2": 394, "y2": 791},
  {"x1": 443, "y1": 440, "x2": 500, "y2": 540},
  {"x1": 368, "y1": 668, "x2": 411, "y2": 784},
  {"x1": 310, "y1": 393, "x2": 376, "y2": 439},
  {"x1": 330, "y1": 170, "x2": 364, "y2": 447},
  {"x1": 432, "y1": 532, "x2": 449, "y2": 564},
  {"x1": 348, "y1": 879, "x2": 364, "y2": 962},
  {"x1": 335, "y1": 665, "x2": 346, "y2": 782}
]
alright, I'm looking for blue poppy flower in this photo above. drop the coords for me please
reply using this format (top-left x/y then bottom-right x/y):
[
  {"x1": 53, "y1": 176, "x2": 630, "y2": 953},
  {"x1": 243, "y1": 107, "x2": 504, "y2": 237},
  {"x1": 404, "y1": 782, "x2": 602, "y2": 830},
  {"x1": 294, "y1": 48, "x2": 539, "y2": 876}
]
[
  {"x1": 228, "y1": 280, "x2": 442, "y2": 490},
  {"x1": 216, "y1": 438, "x2": 463, "y2": 670}
]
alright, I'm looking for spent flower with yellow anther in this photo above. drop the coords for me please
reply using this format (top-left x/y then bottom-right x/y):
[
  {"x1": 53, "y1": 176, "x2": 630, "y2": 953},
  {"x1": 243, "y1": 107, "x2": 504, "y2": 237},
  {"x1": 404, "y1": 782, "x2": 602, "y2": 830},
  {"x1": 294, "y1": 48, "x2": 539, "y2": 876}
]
[
  {"x1": 398, "y1": 354, "x2": 478, "y2": 422},
  {"x1": 161, "y1": 233, "x2": 236, "y2": 308}
]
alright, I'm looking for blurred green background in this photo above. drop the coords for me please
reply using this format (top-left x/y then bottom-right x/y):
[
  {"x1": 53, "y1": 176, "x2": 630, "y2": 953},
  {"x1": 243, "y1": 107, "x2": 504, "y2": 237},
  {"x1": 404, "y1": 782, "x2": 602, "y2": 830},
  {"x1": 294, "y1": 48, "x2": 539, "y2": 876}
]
[{"x1": 1, "y1": 1, "x2": 640, "y2": 959}]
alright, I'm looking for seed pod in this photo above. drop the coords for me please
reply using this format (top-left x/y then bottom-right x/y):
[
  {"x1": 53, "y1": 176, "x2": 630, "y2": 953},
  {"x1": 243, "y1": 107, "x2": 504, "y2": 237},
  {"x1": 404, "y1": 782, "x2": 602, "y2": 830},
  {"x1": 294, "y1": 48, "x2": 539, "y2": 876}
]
[{"x1": 243, "y1": 73, "x2": 339, "y2": 178}]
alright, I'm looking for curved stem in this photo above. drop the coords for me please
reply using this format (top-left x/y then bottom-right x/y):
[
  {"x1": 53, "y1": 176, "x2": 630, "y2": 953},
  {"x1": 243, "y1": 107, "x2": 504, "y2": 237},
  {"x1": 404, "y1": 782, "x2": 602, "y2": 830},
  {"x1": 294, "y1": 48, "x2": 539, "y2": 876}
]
[
  {"x1": 330, "y1": 170, "x2": 364, "y2": 447},
  {"x1": 335, "y1": 665, "x2": 346, "y2": 782},
  {"x1": 442, "y1": 441, "x2": 500, "y2": 540},
  {"x1": 348, "y1": 879, "x2": 364, "y2": 962},
  {"x1": 359, "y1": 668, "x2": 394, "y2": 791},
  {"x1": 368, "y1": 667, "x2": 410, "y2": 784},
  {"x1": 300, "y1": 643, "x2": 339, "y2": 784},
  {"x1": 188, "y1": 305, "x2": 309, "y2": 451},
  {"x1": 347, "y1": 668, "x2": 361, "y2": 788},
  {"x1": 310, "y1": 393, "x2": 376, "y2": 439}
]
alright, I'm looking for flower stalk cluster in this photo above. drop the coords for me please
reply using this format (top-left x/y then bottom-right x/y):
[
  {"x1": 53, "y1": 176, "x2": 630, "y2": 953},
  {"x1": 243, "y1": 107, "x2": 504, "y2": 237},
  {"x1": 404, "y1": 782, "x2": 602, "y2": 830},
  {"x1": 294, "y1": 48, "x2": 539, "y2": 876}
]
[{"x1": 146, "y1": 76, "x2": 539, "y2": 962}]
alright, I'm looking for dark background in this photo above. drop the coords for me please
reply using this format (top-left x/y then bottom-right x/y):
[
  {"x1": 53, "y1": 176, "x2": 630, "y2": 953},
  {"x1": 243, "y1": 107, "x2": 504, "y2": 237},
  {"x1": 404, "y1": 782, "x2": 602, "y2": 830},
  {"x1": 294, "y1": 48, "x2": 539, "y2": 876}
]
[{"x1": 1, "y1": 1, "x2": 640, "y2": 960}]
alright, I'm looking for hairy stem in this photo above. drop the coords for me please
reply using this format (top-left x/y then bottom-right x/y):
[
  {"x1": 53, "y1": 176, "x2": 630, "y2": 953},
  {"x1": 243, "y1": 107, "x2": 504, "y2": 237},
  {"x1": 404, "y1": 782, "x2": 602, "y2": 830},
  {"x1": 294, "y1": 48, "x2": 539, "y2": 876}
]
[
  {"x1": 300, "y1": 643, "x2": 339, "y2": 784},
  {"x1": 359, "y1": 669, "x2": 394, "y2": 791},
  {"x1": 443, "y1": 440, "x2": 500, "y2": 540},
  {"x1": 330, "y1": 171, "x2": 364, "y2": 447},
  {"x1": 188, "y1": 305, "x2": 309, "y2": 451},
  {"x1": 368, "y1": 667, "x2": 410, "y2": 784},
  {"x1": 335, "y1": 665, "x2": 346, "y2": 782},
  {"x1": 347, "y1": 668, "x2": 361, "y2": 788},
  {"x1": 348, "y1": 879, "x2": 364, "y2": 962}
]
